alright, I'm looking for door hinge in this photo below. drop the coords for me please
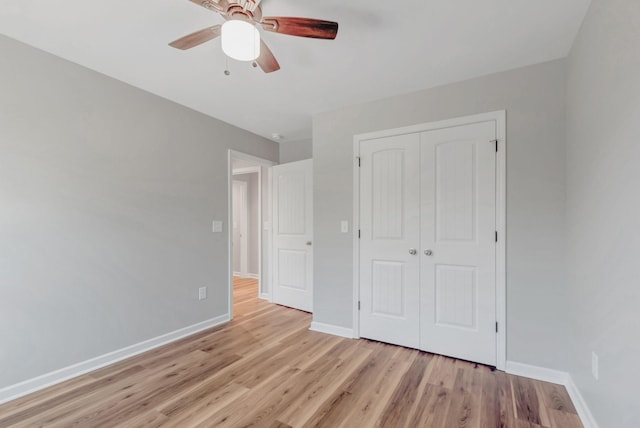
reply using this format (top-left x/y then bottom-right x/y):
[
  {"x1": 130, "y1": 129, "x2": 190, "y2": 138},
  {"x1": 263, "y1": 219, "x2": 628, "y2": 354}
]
[
  {"x1": 496, "y1": 322, "x2": 499, "y2": 333},
  {"x1": 358, "y1": 229, "x2": 361, "y2": 239},
  {"x1": 492, "y1": 139, "x2": 498, "y2": 152},
  {"x1": 358, "y1": 301, "x2": 361, "y2": 310},
  {"x1": 495, "y1": 231, "x2": 498, "y2": 242},
  {"x1": 356, "y1": 157, "x2": 361, "y2": 167}
]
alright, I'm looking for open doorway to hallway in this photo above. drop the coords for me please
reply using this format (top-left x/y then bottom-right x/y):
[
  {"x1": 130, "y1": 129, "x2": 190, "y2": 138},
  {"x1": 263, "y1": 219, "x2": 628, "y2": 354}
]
[
  {"x1": 232, "y1": 173, "x2": 256, "y2": 281},
  {"x1": 228, "y1": 150, "x2": 276, "y2": 319}
]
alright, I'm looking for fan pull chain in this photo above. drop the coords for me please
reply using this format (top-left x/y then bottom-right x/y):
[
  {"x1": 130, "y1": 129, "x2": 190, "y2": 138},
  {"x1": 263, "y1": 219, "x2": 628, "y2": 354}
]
[
  {"x1": 252, "y1": 31, "x2": 258, "y2": 69},
  {"x1": 224, "y1": 56, "x2": 230, "y2": 76}
]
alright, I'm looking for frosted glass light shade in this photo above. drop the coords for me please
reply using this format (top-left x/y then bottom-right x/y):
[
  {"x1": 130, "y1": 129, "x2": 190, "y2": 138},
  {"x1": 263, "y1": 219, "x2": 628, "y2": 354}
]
[{"x1": 221, "y1": 20, "x2": 260, "y2": 61}]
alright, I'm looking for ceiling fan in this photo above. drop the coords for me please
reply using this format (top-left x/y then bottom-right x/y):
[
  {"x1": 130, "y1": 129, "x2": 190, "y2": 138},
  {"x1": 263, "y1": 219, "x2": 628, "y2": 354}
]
[{"x1": 169, "y1": 0, "x2": 339, "y2": 73}]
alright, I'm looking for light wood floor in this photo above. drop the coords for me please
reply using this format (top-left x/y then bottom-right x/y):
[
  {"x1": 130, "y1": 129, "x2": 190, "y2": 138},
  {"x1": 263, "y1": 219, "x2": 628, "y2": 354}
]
[{"x1": 0, "y1": 277, "x2": 582, "y2": 428}]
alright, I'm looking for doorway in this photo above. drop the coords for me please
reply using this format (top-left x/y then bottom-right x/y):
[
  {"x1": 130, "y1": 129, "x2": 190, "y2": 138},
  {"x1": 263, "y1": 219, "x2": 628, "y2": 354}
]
[{"x1": 228, "y1": 150, "x2": 276, "y2": 319}]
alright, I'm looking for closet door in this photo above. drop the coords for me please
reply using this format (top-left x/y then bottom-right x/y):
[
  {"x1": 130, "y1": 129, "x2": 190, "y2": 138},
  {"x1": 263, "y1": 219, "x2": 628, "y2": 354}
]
[
  {"x1": 359, "y1": 133, "x2": 421, "y2": 348},
  {"x1": 420, "y1": 121, "x2": 497, "y2": 366}
]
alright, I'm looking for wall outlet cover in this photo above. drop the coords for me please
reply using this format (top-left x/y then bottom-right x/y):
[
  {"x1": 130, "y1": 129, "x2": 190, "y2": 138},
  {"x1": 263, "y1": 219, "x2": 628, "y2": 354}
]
[
  {"x1": 199, "y1": 287, "x2": 207, "y2": 300},
  {"x1": 212, "y1": 221, "x2": 223, "y2": 233}
]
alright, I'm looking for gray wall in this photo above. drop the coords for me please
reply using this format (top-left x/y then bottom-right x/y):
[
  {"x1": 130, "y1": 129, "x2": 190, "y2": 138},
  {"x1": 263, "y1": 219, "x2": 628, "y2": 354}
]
[
  {"x1": 566, "y1": 0, "x2": 640, "y2": 426},
  {"x1": 0, "y1": 35, "x2": 278, "y2": 388},
  {"x1": 279, "y1": 139, "x2": 312, "y2": 164},
  {"x1": 232, "y1": 173, "x2": 260, "y2": 276},
  {"x1": 313, "y1": 59, "x2": 569, "y2": 370}
]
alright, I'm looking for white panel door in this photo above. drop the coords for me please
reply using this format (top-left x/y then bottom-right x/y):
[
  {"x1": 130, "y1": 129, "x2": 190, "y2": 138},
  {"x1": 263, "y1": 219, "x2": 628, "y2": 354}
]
[
  {"x1": 420, "y1": 121, "x2": 497, "y2": 366},
  {"x1": 272, "y1": 159, "x2": 313, "y2": 312},
  {"x1": 359, "y1": 134, "x2": 421, "y2": 348}
]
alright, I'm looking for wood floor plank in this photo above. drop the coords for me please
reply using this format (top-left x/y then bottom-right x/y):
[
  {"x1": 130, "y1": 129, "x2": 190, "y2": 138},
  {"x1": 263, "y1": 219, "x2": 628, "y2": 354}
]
[
  {"x1": 269, "y1": 421, "x2": 293, "y2": 428},
  {"x1": 427, "y1": 354, "x2": 458, "y2": 389},
  {"x1": 159, "y1": 383, "x2": 250, "y2": 427},
  {"x1": 115, "y1": 410, "x2": 169, "y2": 428},
  {"x1": 512, "y1": 376, "x2": 544, "y2": 425},
  {"x1": 232, "y1": 355, "x2": 346, "y2": 427},
  {"x1": 0, "y1": 365, "x2": 147, "y2": 427},
  {"x1": 192, "y1": 366, "x2": 301, "y2": 428},
  {"x1": 299, "y1": 345, "x2": 400, "y2": 428},
  {"x1": 409, "y1": 383, "x2": 453, "y2": 427},
  {"x1": 0, "y1": 277, "x2": 582, "y2": 428},
  {"x1": 444, "y1": 364, "x2": 485, "y2": 428},
  {"x1": 547, "y1": 408, "x2": 583, "y2": 428},
  {"x1": 338, "y1": 348, "x2": 417, "y2": 428},
  {"x1": 375, "y1": 352, "x2": 432, "y2": 427},
  {"x1": 535, "y1": 380, "x2": 578, "y2": 414},
  {"x1": 480, "y1": 368, "x2": 520, "y2": 428},
  {"x1": 276, "y1": 342, "x2": 374, "y2": 427}
]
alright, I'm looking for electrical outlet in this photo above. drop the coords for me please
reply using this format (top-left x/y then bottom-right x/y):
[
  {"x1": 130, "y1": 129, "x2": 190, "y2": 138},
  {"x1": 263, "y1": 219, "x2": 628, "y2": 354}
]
[
  {"x1": 212, "y1": 221, "x2": 223, "y2": 233},
  {"x1": 198, "y1": 286, "x2": 207, "y2": 301},
  {"x1": 592, "y1": 351, "x2": 599, "y2": 380},
  {"x1": 341, "y1": 220, "x2": 349, "y2": 233}
]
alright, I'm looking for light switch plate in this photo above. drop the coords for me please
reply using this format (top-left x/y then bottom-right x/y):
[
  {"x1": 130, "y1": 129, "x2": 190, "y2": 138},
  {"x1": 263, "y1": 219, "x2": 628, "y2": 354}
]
[
  {"x1": 341, "y1": 221, "x2": 349, "y2": 233},
  {"x1": 199, "y1": 286, "x2": 207, "y2": 300},
  {"x1": 212, "y1": 221, "x2": 223, "y2": 233}
]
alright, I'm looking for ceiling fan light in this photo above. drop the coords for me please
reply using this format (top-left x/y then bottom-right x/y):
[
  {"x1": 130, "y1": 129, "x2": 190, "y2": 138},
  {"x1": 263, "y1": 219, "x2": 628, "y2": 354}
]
[{"x1": 221, "y1": 20, "x2": 260, "y2": 61}]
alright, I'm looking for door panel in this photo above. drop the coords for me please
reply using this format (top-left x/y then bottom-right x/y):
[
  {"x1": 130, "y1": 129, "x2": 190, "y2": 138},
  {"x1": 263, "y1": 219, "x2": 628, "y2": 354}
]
[
  {"x1": 359, "y1": 134, "x2": 420, "y2": 349},
  {"x1": 435, "y1": 265, "x2": 477, "y2": 328},
  {"x1": 435, "y1": 141, "x2": 476, "y2": 241},
  {"x1": 420, "y1": 121, "x2": 497, "y2": 366},
  {"x1": 272, "y1": 160, "x2": 313, "y2": 312}
]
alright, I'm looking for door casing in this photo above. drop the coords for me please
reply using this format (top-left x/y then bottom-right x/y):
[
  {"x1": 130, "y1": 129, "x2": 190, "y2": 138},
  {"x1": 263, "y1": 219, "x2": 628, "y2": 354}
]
[{"x1": 352, "y1": 111, "x2": 507, "y2": 370}]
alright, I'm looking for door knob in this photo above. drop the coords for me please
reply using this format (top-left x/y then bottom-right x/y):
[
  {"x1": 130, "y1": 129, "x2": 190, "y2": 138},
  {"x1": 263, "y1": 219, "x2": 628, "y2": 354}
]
[
  {"x1": 409, "y1": 248, "x2": 417, "y2": 255},
  {"x1": 306, "y1": 241, "x2": 312, "y2": 246},
  {"x1": 424, "y1": 249, "x2": 433, "y2": 256}
]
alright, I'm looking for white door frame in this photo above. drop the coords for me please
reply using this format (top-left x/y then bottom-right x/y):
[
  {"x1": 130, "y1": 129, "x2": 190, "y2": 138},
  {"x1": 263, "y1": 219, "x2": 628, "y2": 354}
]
[
  {"x1": 228, "y1": 150, "x2": 276, "y2": 319},
  {"x1": 352, "y1": 111, "x2": 507, "y2": 370},
  {"x1": 232, "y1": 179, "x2": 249, "y2": 277}
]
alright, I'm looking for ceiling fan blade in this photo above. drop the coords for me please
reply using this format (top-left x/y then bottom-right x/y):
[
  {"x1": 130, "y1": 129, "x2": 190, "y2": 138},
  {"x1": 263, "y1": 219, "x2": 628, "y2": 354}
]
[
  {"x1": 169, "y1": 25, "x2": 222, "y2": 50},
  {"x1": 188, "y1": 0, "x2": 224, "y2": 13},
  {"x1": 261, "y1": 17, "x2": 338, "y2": 39},
  {"x1": 256, "y1": 40, "x2": 280, "y2": 73}
]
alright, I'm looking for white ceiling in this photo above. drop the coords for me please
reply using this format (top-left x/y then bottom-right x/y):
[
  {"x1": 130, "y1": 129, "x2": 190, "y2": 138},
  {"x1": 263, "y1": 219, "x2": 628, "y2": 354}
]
[{"x1": 0, "y1": 0, "x2": 591, "y2": 142}]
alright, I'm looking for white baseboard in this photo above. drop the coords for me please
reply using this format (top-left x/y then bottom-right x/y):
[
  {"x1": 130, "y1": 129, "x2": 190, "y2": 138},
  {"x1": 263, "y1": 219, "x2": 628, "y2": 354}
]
[
  {"x1": 0, "y1": 313, "x2": 230, "y2": 405},
  {"x1": 565, "y1": 375, "x2": 600, "y2": 428},
  {"x1": 309, "y1": 321, "x2": 355, "y2": 339},
  {"x1": 506, "y1": 361, "x2": 599, "y2": 428},
  {"x1": 506, "y1": 361, "x2": 569, "y2": 385},
  {"x1": 258, "y1": 293, "x2": 272, "y2": 302}
]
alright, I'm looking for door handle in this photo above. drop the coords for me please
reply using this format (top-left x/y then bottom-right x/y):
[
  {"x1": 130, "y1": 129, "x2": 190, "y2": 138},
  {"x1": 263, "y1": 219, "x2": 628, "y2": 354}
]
[
  {"x1": 409, "y1": 248, "x2": 417, "y2": 255},
  {"x1": 306, "y1": 241, "x2": 312, "y2": 246},
  {"x1": 424, "y1": 249, "x2": 433, "y2": 256}
]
